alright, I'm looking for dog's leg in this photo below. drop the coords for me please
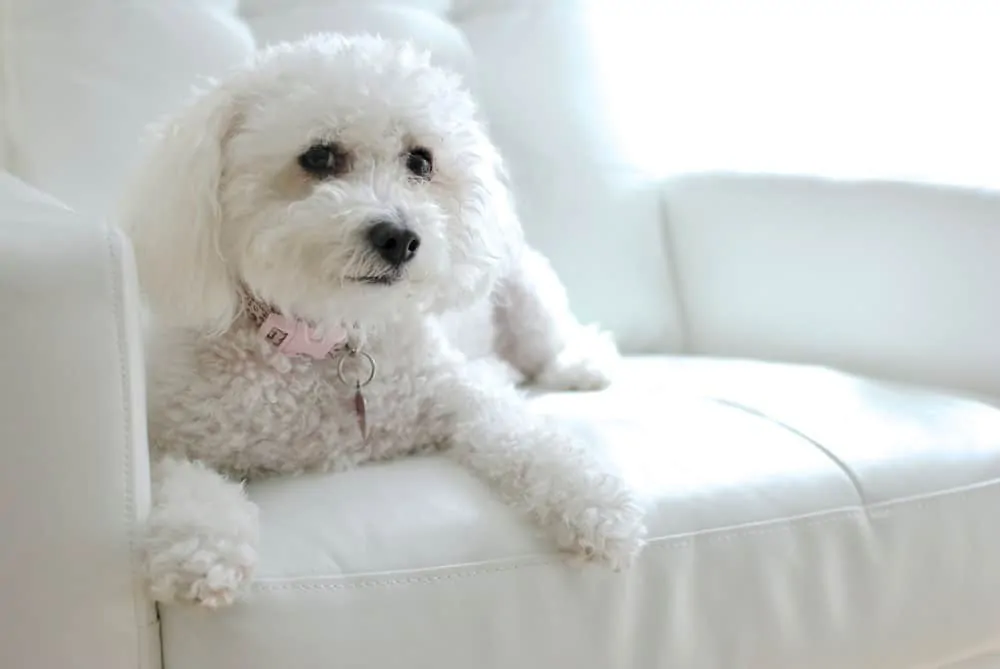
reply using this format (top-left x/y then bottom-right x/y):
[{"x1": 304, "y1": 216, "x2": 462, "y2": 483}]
[
  {"x1": 432, "y1": 370, "x2": 645, "y2": 569},
  {"x1": 493, "y1": 246, "x2": 620, "y2": 391},
  {"x1": 142, "y1": 456, "x2": 259, "y2": 608}
]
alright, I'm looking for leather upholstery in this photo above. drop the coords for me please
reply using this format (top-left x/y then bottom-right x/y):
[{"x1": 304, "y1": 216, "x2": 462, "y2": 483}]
[
  {"x1": 161, "y1": 357, "x2": 1000, "y2": 669},
  {"x1": 663, "y1": 174, "x2": 1000, "y2": 400},
  {"x1": 2, "y1": 1, "x2": 999, "y2": 668},
  {"x1": 0, "y1": 174, "x2": 160, "y2": 669}
]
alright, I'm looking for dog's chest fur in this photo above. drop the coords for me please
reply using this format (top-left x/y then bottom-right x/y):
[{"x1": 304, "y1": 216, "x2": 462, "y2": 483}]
[{"x1": 146, "y1": 320, "x2": 449, "y2": 480}]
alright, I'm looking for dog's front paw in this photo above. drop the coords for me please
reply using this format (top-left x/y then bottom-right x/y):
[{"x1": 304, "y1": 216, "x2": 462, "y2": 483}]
[
  {"x1": 143, "y1": 528, "x2": 257, "y2": 608},
  {"x1": 536, "y1": 356, "x2": 613, "y2": 392},
  {"x1": 556, "y1": 510, "x2": 646, "y2": 571},
  {"x1": 534, "y1": 326, "x2": 620, "y2": 392},
  {"x1": 555, "y1": 500, "x2": 647, "y2": 571}
]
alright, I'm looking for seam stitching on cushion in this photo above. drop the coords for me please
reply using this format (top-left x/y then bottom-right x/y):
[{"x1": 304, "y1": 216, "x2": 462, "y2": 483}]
[
  {"x1": 706, "y1": 396, "x2": 869, "y2": 505},
  {"x1": 106, "y1": 225, "x2": 147, "y2": 668},
  {"x1": 250, "y1": 476, "x2": 1000, "y2": 592}
]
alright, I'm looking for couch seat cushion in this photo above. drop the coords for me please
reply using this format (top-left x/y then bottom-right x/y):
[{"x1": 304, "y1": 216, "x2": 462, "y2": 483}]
[{"x1": 160, "y1": 356, "x2": 1000, "y2": 669}]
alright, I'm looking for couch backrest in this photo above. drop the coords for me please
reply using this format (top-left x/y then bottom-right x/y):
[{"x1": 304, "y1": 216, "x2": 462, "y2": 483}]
[
  {"x1": 3, "y1": 1, "x2": 999, "y2": 357},
  {"x1": 0, "y1": 0, "x2": 685, "y2": 352}
]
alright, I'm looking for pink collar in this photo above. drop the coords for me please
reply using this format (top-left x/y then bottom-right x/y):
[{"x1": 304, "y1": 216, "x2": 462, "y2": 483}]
[{"x1": 243, "y1": 293, "x2": 348, "y2": 360}]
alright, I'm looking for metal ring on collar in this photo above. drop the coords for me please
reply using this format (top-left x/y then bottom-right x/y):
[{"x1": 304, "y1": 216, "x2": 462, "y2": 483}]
[{"x1": 337, "y1": 349, "x2": 376, "y2": 388}]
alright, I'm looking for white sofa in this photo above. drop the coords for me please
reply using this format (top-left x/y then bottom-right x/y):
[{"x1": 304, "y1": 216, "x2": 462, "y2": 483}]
[{"x1": 2, "y1": 2, "x2": 1000, "y2": 668}]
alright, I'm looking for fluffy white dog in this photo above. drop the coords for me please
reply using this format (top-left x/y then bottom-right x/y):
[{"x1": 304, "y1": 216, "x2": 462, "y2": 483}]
[{"x1": 120, "y1": 33, "x2": 645, "y2": 608}]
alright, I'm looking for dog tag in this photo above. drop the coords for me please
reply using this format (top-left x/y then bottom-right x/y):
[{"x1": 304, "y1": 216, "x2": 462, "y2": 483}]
[
  {"x1": 337, "y1": 349, "x2": 375, "y2": 442},
  {"x1": 353, "y1": 382, "x2": 368, "y2": 441}
]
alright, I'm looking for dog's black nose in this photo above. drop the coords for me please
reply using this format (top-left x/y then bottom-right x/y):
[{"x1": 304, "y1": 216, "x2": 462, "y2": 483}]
[{"x1": 366, "y1": 221, "x2": 420, "y2": 266}]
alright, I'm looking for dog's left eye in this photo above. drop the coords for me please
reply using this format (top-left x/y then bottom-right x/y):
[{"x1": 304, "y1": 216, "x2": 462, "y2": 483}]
[
  {"x1": 405, "y1": 147, "x2": 433, "y2": 179},
  {"x1": 298, "y1": 143, "x2": 349, "y2": 177}
]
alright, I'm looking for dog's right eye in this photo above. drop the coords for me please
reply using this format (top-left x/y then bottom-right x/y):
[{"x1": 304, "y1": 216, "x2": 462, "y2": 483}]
[{"x1": 298, "y1": 144, "x2": 349, "y2": 177}]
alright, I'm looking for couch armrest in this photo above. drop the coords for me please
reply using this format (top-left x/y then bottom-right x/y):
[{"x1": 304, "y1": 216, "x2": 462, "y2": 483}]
[
  {"x1": 662, "y1": 172, "x2": 1000, "y2": 399},
  {"x1": 0, "y1": 174, "x2": 159, "y2": 668}
]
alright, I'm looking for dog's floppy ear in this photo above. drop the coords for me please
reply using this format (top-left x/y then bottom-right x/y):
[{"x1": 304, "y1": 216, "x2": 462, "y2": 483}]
[{"x1": 118, "y1": 82, "x2": 241, "y2": 334}]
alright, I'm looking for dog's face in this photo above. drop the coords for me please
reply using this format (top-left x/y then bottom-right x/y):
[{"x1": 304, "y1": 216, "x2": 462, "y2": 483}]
[{"x1": 121, "y1": 35, "x2": 522, "y2": 332}]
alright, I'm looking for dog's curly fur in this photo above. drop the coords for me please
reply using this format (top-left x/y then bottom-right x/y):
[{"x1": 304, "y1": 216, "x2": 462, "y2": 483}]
[{"x1": 119, "y1": 34, "x2": 645, "y2": 608}]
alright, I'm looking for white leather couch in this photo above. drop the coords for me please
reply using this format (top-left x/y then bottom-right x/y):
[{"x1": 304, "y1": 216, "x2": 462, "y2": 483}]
[{"x1": 2, "y1": 2, "x2": 1000, "y2": 668}]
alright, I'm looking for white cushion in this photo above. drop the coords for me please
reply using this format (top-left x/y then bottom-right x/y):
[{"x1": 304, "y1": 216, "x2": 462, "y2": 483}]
[
  {"x1": 159, "y1": 357, "x2": 1000, "y2": 668},
  {"x1": 4, "y1": 0, "x2": 254, "y2": 217},
  {"x1": 662, "y1": 173, "x2": 1000, "y2": 400}
]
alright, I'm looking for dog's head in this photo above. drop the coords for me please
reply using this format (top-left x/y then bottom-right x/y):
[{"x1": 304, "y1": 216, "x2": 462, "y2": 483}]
[{"x1": 120, "y1": 34, "x2": 523, "y2": 333}]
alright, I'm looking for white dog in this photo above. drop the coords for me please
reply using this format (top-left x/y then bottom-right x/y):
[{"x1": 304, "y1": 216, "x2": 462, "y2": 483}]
[{"x1": 119, "y1": 33, "x2": 645, "y2": 608}]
